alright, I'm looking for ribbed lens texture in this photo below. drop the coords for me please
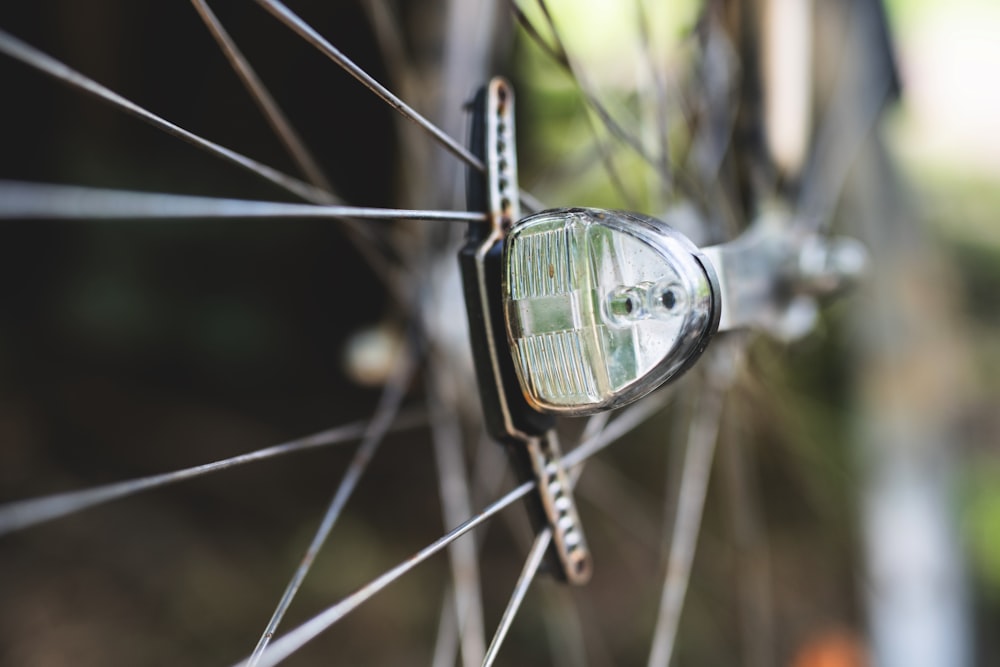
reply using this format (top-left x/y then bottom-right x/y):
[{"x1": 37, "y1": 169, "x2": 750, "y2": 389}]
[{"x1": 505, "y1": 210, "x2": 695, "y2": 412}]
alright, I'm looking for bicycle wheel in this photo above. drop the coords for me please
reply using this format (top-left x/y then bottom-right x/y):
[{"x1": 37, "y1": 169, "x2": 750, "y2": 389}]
[{"x1": 0, "y1": 1, "x2": 936, "y2": 666}]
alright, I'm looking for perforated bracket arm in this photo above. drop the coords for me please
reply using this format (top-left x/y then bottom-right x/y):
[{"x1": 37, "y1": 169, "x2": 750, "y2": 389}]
[{"x1": 460, "y1": 77, "x2": 592, "y2": 585}]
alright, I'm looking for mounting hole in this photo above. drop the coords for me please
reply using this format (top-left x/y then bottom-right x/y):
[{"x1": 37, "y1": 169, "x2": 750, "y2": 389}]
[{"x1": 660, "y1": 290, "x2": 676, "y2": 309}]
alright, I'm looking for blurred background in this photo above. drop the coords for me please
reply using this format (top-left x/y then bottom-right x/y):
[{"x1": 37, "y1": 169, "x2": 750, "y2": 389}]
[{"x1": 0, "y1": 1, "x2": 997, "y2": 665}]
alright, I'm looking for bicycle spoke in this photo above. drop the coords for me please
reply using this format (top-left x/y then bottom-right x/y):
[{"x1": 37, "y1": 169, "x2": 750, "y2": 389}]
[
  {"x1": 513, "y1": 2, "x2": 643, "y2": 205},
  {"x1": 0, "y1": 181, "x2": 486, "y2": 223},
  {"x1": 253, "y1": 0, "x2": 545, "y2": 213},
  {"x1": 580, "y1": 411, "x2": 610, "y2": 444},
  {"x1": 511, "y1": 0, "x2": 671, "y2": 191},
  {"x1": 541, "y1": 587, "x2": 593, "y2": 667},
  {"x1": 253, "y1": 0, "x2": 473, "y2": 168},
  {"x1": 237, "y1": 479, "x2": 535, "y2": 667},
  {"x1": 483, "y1": 458, "x2": 586, "y2": 667},
  {"x1": 795, "y1": 4, "x2": 897, "y2": 232},
  {"x1": 247, "y1": 344, "x2": 416, "y2": 664},
  {"x1": 588, "y1": 120, "x2": 643, "y2": 210},
  {"x1": 431, "y1": 582, "x2": 461, "y2": 667},
  {"x1": 189, "y1": 0, "x2": 421, "y2": 304},
  {"x1": 646, "y1": 346, "x2": 739, "y2": 667},
  {"x1": 361, "y1": 0, "x2": 412, "y2": 92},
  {"x1": 635, "y1": 0, "x2": 672, "y2": 185},
  {"x1": 430, "y1": 427, "x2": 514, "y2": 667},
  {"x1": 239, "y1": 391, "x2": 670, "y2": 667},
  {"x1": 482, "y1": 528, "x2": 552, "y2": 667},
  {"x1": 577, "y1": 457, "x2": 661, "y2": 552},
  {"x1": 0, "y1": 411, "x2": 425, "y2": 536},
  {"x1": 719, "y1": 411, "x2": 775, "y2": 667},
  {"x1": 191, "y1": 0, "x2": 335, "y2": 193},
  {"x1": 564, "y1": 388, "x2": 673, "y2": 469},
  {"x1": 0, "y1": 29, "x2": 333, "y2": 205},
  {"x1": 426, "y1": 374, "x2": 485, "y2": 667},
  {"x1": 675, "y1": 19, "x2": 742, "y2": 236}
]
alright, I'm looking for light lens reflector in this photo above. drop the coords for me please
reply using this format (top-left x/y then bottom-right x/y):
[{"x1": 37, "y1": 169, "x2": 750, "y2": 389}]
[{"x1": 503, "y1": 208, "x2": 719, "y2": 414}]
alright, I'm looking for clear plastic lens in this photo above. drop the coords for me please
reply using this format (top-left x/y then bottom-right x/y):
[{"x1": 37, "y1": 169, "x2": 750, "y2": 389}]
[
  {"x1": 503, "y1": 208, "x2": 719, "y2": 415},
  {"x1": 605, "y1": 285, "x2": 648, "y2": 325},
  {"x1": 605, "y1": 280, "x2": 688, "y2": 327},
  {"x1": 651, "y1": 279, "x2": 687, "y2": 315}
]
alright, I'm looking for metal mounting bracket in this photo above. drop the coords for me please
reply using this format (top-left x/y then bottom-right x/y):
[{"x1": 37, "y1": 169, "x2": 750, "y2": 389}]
[
  {"x1": 460, "y1": 77, "x2": 592, "y2": 584},
  {"x1": 703, "y1": 209, "x2": 867, "y2": 341}
]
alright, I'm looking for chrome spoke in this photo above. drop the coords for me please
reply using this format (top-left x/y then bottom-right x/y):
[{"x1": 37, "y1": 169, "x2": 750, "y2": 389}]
[
  {"x1": 427, "y1": 374, "x2": 485, "y2": 667},
  {"x1": 482, "y1": 529, "x2": 552, "y2": 667},
  {"x1": 252, "y1": 0, "x2": 545, "y2": 213},
  {"x1": 512, "y1": 0, "x2": 670, "y2": 189},
  {"x1": 671, "y1": 18, "x2": 741, "y2": 233},
  {"x1": 253, "y1": 0, "x2": 476, "y2": 168},
  {"x1": 191, "y1": 0, "x2": 335, "y2": 193},
  {"x1": 432, "y1": 426, "x2": 517, "y2": 667},
  {"x1": 580, "y1": 412, "x2": 610, "y2": 443},
  {"x1": 431, "y1": 582, "x2": 461, "y2": 667},
  {"x1": 0, "y1": 29, "x2": 332, "y2": 205},
  {"x1": 541, "y1": 587, "x2": 592, "y2": 667},
  {"x1": 483, "y1": 458, "x2": 586, "y2": 667},
  {"x1": 0, "y1": 181, "x2": 486, "y2": 223},
  {"x1": 577, "y1": 457, "x2": 661, "y2": 552},
  {"x1": 0, "y1": 411, "x2": 424, "y2": 536},
  {"x1": 189, "y1": 0, "x2": 415, "y2": 303},
  {"x1": 564, "y1": 388, "x2": 673, "y2": 469},
  {"x1": 646, "y1": 345, "x2": 740, "y2": 667},
  {"x1": 237, "y1": 391, "x2": 671, "y2": 667},
  {"x1": 247, "y1": 343, "x2": 416, "y2": 665},
  {"x1": 795, "y1": 3, "x2": 896, "y2": 232},
  {"x1": 237, "y1": 479, "x2": 536, "y2": 667},
  {"x1": 635, "y1": 0, "x2": 672, "y2": 184},
  {"x1": 585, "y1": 117, "x2": 642, "y2": 209},
  {"x1": 361, "y1": 0, "x2": 412, "y2": 94},
  {"x1": 719, "y1": 407, "x2": 775, "y2": 667}
]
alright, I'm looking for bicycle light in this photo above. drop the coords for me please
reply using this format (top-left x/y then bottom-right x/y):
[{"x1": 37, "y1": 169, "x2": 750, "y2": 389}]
[{"x1": 503, "y1": 208, "x2": 720, "y2": 415}]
